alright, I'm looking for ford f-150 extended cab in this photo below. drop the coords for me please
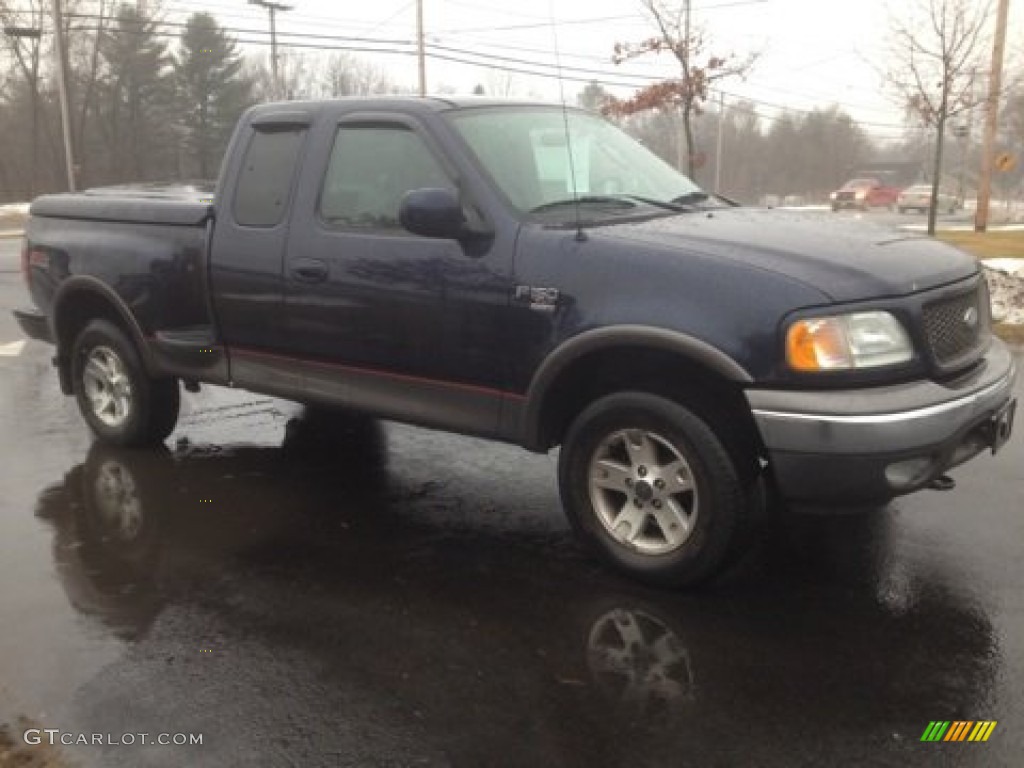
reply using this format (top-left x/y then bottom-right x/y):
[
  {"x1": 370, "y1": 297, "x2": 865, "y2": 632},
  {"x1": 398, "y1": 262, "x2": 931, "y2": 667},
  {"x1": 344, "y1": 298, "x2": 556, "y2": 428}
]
[{"x1": 13, "y1": 98, "x2": 1018, "y2": 586}]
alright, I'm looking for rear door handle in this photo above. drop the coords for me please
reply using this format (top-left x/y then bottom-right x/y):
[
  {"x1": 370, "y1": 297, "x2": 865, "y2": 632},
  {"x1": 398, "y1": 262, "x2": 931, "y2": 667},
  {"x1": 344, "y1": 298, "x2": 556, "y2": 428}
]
[{"x1": 291, "y1": 258, "x2": 329, "y2": 283}]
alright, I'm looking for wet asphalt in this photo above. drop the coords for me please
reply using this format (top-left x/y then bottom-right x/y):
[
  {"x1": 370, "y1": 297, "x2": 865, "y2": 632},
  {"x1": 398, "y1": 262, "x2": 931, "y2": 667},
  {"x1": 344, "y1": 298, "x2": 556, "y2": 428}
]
[{"x1": 1, "y1": 238, "x2": 1023, "y2": 767}]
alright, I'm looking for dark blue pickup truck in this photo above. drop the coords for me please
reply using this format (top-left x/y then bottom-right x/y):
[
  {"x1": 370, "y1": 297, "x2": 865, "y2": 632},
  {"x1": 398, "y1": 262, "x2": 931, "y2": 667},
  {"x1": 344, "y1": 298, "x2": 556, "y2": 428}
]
[{"x1": 14, "y1": 98, "x2": 1018, "y2": 585}]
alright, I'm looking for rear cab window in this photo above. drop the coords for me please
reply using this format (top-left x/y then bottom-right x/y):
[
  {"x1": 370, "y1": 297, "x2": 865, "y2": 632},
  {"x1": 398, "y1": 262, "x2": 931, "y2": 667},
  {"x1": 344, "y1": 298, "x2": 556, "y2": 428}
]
[{"x1": 233, "y1": 127, "x2": 307, "y2": 228}]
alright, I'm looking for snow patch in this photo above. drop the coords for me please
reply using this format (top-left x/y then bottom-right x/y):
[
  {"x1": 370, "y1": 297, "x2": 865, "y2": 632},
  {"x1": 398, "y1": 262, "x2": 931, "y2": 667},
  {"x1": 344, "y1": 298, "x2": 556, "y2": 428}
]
[
  {"x1": 982, "y1": 258, "x2": 1024, "y2": 276},
  {"x1": 983, "y1": 265, "x2": 1024, "y2": 326}
]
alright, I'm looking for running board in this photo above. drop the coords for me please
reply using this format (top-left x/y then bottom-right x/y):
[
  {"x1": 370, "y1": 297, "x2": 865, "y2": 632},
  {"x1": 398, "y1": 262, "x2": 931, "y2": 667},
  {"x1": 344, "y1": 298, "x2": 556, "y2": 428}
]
[{"x1": 151, "y1": 327, "x2": 229, "y2": 384}]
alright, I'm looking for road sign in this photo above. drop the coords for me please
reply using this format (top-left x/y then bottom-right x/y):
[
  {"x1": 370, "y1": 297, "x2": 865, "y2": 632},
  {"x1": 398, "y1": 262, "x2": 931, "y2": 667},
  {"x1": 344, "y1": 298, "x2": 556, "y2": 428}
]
[{"x1": 995, "y1": 152, "x2": 1017, "y2": 173}]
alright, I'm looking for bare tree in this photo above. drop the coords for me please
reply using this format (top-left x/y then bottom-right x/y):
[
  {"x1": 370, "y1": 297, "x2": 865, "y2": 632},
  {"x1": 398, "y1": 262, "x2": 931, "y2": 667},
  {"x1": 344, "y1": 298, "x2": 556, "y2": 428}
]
[
  {"x1": 885, "y1": 0, "x2": 989, "y2": 234},
  {"x1": 67, "y1": 0, "x2": 114, "y2": 185},
  {"x1": 606, "y1": 0, "x2": 757, "y2": 177},
  {"x1": 245, "y1": 50, "x2": 313, "y2": 102},
  {"x1": 485, "y1": 68, "x2": 517, "y2": 98},
  {"x1": 998, "y1": 77, "x2": 1024, "y2": 195},
  {"x1": 316, "y1": 53, "x2": 396, "y2": 97},
  {"x1": 1, "y1": 0, "x2": 45, "y2": 196}
]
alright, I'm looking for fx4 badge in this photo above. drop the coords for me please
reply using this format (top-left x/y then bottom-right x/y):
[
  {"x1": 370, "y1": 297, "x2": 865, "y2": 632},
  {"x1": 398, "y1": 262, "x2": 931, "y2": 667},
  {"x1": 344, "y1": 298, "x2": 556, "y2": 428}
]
[{"x1": 515, "y1": 285, "x2": 560, "y2": 312}]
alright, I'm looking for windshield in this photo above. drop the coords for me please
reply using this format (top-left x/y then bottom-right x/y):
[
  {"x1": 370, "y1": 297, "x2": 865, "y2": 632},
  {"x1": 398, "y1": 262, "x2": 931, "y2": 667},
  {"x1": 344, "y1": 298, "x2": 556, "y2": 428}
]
[
  {"x1": 446, "y1": 107, "x2": 705, "y2": 220},
  {"x1": 843, "y1": 178, "x2": 877, "y2": 189}
]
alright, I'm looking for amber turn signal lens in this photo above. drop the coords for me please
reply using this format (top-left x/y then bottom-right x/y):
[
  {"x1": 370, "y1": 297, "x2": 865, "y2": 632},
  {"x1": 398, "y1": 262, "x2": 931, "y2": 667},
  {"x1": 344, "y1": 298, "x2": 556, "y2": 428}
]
[{"x1": 786, "y1": 319, "x2": 852, "y2": 371}]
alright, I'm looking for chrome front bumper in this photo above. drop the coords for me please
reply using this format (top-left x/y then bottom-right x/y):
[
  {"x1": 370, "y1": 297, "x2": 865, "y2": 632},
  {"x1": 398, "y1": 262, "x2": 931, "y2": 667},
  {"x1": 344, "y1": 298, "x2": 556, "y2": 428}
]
[{"x1": 746, "y1": 341, "x2": 1018, "y2": 506}]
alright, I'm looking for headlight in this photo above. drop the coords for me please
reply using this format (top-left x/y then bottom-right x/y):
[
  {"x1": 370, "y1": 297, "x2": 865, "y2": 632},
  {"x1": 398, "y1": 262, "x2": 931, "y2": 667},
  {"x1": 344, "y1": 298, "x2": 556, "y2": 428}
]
[
  {"x1": 786, "y1": 311, "x2": 912, "y2": 371},
  {"x1": 854, "y1": 190, "x2": 868, "y2": 200}
]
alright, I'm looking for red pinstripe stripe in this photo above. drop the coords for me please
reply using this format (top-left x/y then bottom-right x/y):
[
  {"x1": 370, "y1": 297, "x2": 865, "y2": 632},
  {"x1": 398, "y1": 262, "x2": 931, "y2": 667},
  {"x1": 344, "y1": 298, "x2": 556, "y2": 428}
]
[{"x1": 231, "y1": 345, "x2": 527, "y2": 401}]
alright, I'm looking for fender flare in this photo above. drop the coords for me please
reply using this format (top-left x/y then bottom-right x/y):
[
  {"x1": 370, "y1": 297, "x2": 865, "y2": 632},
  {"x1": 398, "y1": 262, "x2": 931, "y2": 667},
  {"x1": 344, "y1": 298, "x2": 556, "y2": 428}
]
[
  {"x1": 521, "y1": 325, "x2": 752, "y2": 449},
  {"x1": 52, "y1": 276, "x2": 157, "y2": 386}
]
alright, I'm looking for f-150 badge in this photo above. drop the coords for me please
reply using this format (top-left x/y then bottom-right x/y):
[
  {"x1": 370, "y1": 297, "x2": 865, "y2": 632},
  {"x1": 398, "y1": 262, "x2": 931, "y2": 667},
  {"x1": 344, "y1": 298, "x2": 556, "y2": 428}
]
[{"x1": 515, "y1": 285, "x2": 560, "y2": 312}]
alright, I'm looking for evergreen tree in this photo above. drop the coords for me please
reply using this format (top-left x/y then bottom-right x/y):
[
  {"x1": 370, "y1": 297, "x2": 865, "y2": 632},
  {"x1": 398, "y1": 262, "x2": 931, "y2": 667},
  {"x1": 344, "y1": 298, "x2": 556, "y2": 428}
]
[
  {"x1": 97, "y1": 4, "x2": 176, "y2": 182},
  {"x1": 174, "y1": 13, "x2": 254, "y2": 179},
  {"x1": 577, "y1": 81, "x2": 611, "y2": 112}
]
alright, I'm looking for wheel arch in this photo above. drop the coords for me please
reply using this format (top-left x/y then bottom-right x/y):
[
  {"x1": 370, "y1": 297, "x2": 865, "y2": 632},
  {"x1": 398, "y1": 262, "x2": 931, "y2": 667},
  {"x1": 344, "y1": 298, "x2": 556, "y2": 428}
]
[
  {"x1": 53, "y1": 277, "x2": 156, "y2": 394},
  {"x1": 522, "y1": 326, "x2": 756, "y2": 454}
]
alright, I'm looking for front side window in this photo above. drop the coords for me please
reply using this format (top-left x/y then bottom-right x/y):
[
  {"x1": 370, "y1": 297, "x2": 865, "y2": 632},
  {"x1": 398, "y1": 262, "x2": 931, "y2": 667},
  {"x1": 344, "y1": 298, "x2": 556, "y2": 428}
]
[
  {"x1": 319, "y1": 124, "x2": 454, "y2": 230},
  {"x1": 233, "y1": 127, "x2": 306, "y2": 228}
]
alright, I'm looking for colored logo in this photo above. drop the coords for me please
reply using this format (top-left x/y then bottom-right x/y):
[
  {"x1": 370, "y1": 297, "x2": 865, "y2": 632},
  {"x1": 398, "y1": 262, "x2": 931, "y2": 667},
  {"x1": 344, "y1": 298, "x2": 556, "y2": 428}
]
[{"x1": 921, "y1": 721, "x2": 997, "y2": 742}]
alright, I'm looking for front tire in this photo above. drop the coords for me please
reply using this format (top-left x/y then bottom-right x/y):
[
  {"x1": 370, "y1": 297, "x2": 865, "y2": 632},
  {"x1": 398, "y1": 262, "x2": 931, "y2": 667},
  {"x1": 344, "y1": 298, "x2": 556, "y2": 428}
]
[
  {"x1": 72, "y1": 319, "x2": 180, "y2": 447},
  {"x1": 558, "y1": 392, "x2": 747, "y2": 587}
]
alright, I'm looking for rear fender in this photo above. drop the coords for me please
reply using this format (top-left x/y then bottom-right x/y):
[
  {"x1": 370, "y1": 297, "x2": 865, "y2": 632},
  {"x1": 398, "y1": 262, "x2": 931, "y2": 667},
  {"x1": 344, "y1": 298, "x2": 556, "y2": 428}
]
[{"x1": 52, "y1": 277, "x2": 156, "y2": 393}]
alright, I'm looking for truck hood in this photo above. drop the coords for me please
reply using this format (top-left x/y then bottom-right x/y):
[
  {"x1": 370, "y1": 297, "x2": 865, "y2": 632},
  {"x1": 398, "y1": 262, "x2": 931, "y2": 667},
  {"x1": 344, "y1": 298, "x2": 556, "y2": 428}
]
[{"x1": 598, "y1": 207, "x2": 978, "y2": 302}]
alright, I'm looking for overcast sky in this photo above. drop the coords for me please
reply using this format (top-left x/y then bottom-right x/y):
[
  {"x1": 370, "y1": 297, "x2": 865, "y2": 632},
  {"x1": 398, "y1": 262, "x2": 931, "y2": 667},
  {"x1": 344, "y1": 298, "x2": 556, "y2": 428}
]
[{"x1": 158, "y1": 0, "x2": 1022, "y2": 142}]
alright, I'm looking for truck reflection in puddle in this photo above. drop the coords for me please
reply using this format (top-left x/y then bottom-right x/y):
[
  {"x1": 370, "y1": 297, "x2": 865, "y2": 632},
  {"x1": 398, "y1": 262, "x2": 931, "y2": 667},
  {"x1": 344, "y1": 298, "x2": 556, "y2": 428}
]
[
  {"x1": 34, "y1": 408, "x2": 389, "y2": 640},
  {"x1": 29, "y1": 411, "x2": 1004, "y2": 763},
  {"x1": 587, "y1": 607, "x2": 695, "y2": 718}
]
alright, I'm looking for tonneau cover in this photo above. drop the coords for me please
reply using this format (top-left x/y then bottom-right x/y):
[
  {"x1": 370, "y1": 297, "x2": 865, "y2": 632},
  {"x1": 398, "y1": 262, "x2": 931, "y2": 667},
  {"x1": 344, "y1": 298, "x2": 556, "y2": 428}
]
[{"x1": 30, "y1": 183, "x2": 214, "y2": 226}]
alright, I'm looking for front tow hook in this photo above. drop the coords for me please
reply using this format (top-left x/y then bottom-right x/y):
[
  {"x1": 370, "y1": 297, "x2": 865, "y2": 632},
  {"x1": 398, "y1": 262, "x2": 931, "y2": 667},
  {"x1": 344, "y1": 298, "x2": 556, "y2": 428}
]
[{"x1": 928, "y1": 475, "x2": 956, "y2": 491}]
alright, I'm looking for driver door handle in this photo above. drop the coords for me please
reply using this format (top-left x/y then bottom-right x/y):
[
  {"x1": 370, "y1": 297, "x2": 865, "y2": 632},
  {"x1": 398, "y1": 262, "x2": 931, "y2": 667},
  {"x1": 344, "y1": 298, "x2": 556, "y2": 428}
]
[{"x1": 291, "y1": 258, "x2": 329, "y2": 284}]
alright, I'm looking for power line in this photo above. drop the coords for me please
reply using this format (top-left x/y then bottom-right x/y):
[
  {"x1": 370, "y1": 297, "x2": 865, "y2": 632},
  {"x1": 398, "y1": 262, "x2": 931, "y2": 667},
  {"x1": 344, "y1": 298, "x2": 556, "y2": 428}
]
[
  {"x1": 365, "y1": 1, "x2": 416, "y2": 36},
  {"x1": 434, "y1": 0, "x2": 770, "y2": 34},
  {"x1": 63, "y1": 10, "x2": 908, "y2": 131},
  {"x1": 80, "y1": 0, "x2": 393, "y2": 35},
  {"x1": 433, "y1": 14, "x2": 646, "y2": 36},
  {"x1": 248, "y1": 0, "x2": 293, "y2": 98},
  {"x1": 70, "y1": 3, "x2": 902, "y2": 122}
]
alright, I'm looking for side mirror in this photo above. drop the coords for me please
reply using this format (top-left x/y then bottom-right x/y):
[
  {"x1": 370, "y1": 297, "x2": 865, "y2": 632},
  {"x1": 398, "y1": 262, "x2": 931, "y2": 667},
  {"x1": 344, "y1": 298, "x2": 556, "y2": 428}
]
[{"x1": 399, "y1": 188, "x2": 468, "y2": 240}]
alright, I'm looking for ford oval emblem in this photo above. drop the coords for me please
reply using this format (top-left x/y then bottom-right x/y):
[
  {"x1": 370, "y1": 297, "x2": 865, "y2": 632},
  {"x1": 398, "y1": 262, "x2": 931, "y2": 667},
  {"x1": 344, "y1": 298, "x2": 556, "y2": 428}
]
[{"x1": 963, "y1": 307, "x2": 979, "y2": 328}]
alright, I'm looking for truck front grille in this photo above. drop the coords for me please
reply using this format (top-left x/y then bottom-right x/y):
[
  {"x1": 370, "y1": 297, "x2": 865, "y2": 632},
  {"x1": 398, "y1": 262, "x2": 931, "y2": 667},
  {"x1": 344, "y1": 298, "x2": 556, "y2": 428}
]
[{"x1": 922, "y1": 283, "x2": 989, "y2": 367}]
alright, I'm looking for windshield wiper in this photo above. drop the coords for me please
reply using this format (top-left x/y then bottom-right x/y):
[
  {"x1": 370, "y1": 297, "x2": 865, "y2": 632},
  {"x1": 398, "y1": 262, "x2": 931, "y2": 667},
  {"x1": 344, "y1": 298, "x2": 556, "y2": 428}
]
[
  {"x1": 618, "y1": 194, "x2": 689, "y2": 212},
  {"x1": 530, "y1": 194, "x2": 696, "y2": 215},
  {"x1": 669, "y1": 191, "x2": 711, "y2": 206},
  {"x1": 529, "y1": 195, "x2": 638, "y2": 214}
]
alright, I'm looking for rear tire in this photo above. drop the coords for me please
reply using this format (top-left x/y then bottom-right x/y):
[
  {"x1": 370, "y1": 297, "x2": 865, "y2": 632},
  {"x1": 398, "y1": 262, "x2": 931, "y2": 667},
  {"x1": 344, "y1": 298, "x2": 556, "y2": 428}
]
[
  {"x1": 558, "y1": 392, "x2": 747, "y2": 587},
  {"x1": 72, "y1": 319, "x2": 180, "y2": 447}
]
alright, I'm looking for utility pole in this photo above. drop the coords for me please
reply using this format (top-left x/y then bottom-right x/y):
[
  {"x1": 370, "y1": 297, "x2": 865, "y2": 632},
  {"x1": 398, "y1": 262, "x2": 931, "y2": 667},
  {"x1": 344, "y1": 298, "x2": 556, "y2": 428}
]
[
  {"x1": 974, "y1": 0, "x2": 1010, "y2": 232},
  {"x1": 50, "y1": 0, "x2": 76, "y2": 191},
  {"x1": 680, "y1": 0, "x2": 691, "y2": 173},
  {"x1": 714, "y1": 90, "x2": 725, "y2": 193},
  {"x1": 4, "y1": 24, "x2": 42, "y2": 197},
  {"x1": 249, "y1": 0, "x2": 293, "y2": 99},
  {"x1": 416, "y1": 0, "x2": 426, "y2": 97}
]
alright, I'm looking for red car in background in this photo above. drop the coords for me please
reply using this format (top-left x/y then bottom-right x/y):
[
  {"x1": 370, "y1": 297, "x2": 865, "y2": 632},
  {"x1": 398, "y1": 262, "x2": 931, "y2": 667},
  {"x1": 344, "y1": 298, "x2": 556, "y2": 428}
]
[{"x1": 830, "y1": 178, "x2": 901, "y2": 211}]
